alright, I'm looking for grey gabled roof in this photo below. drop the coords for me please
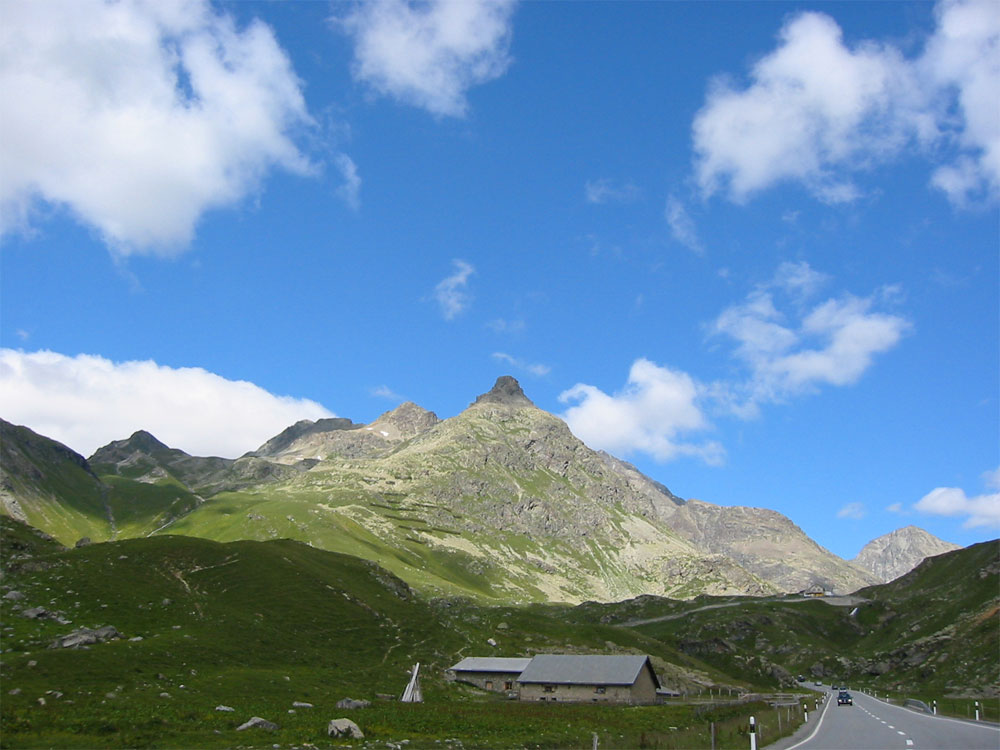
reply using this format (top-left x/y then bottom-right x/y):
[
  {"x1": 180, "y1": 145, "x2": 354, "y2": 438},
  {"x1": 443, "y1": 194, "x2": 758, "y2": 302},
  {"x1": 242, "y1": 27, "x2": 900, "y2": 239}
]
[
  {"x1": 449, "y1": 657, "x2": 533, "y2": 673},
  {"x1": 517, "y1": 654, "x2": 660, "y2": 688}
]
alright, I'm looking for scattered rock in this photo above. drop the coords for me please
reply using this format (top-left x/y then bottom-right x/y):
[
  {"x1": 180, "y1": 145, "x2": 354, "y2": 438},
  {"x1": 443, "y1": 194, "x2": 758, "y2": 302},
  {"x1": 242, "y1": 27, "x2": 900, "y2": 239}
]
[
  {"x1": 496, "y1": 622, "x2": 509, "y2": 630},
  {"x1": 50, "y1": 626, "x2": 122, "y2": 649},
  {"x1": 162, "y1": 599, "x2": 171, "y2": 606},
  {"x1": 237, "y1": 716, "x2": 278, "y2": 731},
  {"x1": 22, "y1": 607, "x2": 50, "y2": 620},
  {"x1": 75, "y1": 538, "x2": 91, "y2": 548},
  {"x1": 3, "y1": 590, "x2": 25, "y2": 601},
  {"x1": 335, "y1": 698, "x2": 369, "y2": 710},
  {"x1": 27, "y1": 660, "x2": 36, "y2": 667},
  {"x1": 37, "y1": 697, "x2": 46, "y2": 706},
  {"x1": 215, "y1": 705, "x2": 235, "y2": 712},
  {"x1": 487, "y1": 638, "x2": 497, "y2": 647},
  {"x1": 327, "y1": 718, "x2": 364, "y2": 739},
  {"x1": 129, "y1": 636, "x2": 143, "y2": 642},
  {"x1": 8, "y1": 688, "x2": 21, "y2": 695},
  {"x1": 159, "y1": 692, "x2": 171, "y2": 698},
  {"x1": 293, "y1": 701, "x2": 314, "y2": 708}
]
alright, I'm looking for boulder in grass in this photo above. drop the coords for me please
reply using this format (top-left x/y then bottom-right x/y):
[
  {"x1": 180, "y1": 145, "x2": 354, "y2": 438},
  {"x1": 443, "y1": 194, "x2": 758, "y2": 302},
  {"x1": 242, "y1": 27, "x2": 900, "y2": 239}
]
[
  {"x1": 236, "y1": 716, "x2": 278, "y2": 731},
  {"x1": 335, "y1": 698, "x2": 370, "y2": 710},
  {"x1": 215, "y1": 705, "x2": 235, "y2": 712},
  {"x1": 50, "y1": 626, "x2": 121, "y2": 649},
  {"x1": 292, "y1": 701, "x2": 314, "y2": 708},
  {"x1": 327, "y1": 718, "x2": 364, "y2": 739}
]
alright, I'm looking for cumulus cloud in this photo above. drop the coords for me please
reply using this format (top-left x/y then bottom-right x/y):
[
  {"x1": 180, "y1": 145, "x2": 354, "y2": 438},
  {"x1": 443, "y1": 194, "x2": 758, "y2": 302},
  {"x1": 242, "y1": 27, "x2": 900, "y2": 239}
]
[
  {"x1": 836, "y1": 502, "x2": 867, "y2": 520},
  {"x1": 559, "y1": 358, "x2": 724, "y2": 465},
  {"x1": 711, "y1": 263, "x2": 910, "y2": 411},
  {"x1": 338, "y1": 0, "x2": 517, "y2": 117},
  {"x1": 0, "y1": 0, "x2": 313, "y2": 254},
  {"x1": 665, "y1": 196, "x2": 703, "y2": 254},
  {"x1": 585, "y1": 179, "x2": 641, "y2": 204},
  {"x1": 692, "y1": 0, "x2": 999, "y2": 205},
  {"x1": 914, "y1": 486, "x2": 1000, "y2": 528},
  {"x1": 492, "y1": 352, "x2": 550, "y2": 376},
  {"x1": 433, "y1": 259, "x2": 475, "y2": 319},
  {"x1": 0, "y1": 349, "x2": 333, "y2": 458}
]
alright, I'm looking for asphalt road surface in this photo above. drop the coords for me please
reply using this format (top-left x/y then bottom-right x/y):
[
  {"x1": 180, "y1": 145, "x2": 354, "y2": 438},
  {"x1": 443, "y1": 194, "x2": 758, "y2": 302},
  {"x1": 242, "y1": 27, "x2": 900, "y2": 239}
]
[{"x1": 770, "y1": 685, "x2": 999, "y2": 750}]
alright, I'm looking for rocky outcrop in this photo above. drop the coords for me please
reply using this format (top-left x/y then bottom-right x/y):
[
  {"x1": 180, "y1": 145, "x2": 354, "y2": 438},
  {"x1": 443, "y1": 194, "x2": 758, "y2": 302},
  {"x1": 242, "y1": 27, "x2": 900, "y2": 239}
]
[
  {"x1": 327, "y1": 718, "x2": 364, "y2": 739},
  {"x1": 50, "y1": 625, "x2": 122, "y2": 649},
  {"x1": 853, "y1": 526, "x2": 961, "y2": 583},
  {"x1": 666, "y1": 499, "x2": 878, "y2": 594}
]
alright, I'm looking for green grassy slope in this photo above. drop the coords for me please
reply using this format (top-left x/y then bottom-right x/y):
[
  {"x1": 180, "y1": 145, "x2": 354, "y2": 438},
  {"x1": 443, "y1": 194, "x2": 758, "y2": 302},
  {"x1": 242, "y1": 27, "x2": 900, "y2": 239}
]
[{"x1": 0, "y1": 516, "x2": 763, "y2": 749}]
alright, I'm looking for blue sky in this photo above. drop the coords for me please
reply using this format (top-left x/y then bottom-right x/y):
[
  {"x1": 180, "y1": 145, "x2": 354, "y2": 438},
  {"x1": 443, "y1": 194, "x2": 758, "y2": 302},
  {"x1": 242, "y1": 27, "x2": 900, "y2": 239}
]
[{"x1": 1, "y1": 0, "x2": 997, "y2": 560}]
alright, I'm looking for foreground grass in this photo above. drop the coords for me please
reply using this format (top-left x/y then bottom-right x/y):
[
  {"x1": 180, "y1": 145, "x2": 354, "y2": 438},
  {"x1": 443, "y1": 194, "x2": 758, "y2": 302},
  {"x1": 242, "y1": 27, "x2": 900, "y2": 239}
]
[{"x1": 2, "y1": 693, "x2": 803, "y2": 750}]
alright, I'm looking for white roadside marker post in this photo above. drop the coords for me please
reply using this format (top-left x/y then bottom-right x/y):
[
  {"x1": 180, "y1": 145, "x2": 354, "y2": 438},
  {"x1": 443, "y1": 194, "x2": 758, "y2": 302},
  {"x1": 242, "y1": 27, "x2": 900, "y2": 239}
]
[
  {"x1": 933, "y1": 700, "x2": 937, "y2": 715},
  {"x1": 975, "y1": 701, "x2": 980, "y2": 721},
  {"x1": 749, "y1": 715, "x2": 757, "y2": 750}
]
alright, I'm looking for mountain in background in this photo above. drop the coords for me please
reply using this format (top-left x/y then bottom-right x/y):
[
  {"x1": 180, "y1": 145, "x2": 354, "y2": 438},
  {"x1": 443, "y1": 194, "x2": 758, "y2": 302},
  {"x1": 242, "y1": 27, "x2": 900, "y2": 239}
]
[
  {"x1": 0, "y1": 376, "x2": 953, "y2": 603},
  {"x1": 853, "y1": 525, "x2": 962, "y2": 583}
]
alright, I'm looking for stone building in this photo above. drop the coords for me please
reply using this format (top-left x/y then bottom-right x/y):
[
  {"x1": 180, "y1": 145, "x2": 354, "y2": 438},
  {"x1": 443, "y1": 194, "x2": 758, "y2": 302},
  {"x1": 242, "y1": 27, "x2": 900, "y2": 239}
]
[
  {"x1": 517, "y1": 654, "x2": 661, "y2": 705},
  {"x1": 447, "y1": 657, "x2": 532, "y2": 693}
]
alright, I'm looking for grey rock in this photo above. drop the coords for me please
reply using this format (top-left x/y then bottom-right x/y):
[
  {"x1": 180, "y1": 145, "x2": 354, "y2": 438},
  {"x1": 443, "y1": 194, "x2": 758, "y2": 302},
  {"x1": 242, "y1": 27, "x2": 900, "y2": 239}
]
[
  {"x1": 327, "y1": 718, "x2": 364, "y2": 739},
  {"x1": 215, "y1": 705, "x2": 235, "y2": 712},
  {"x1": 335, "y1": 698, "x2": 370, "y2": 710},
  {"x1": 75, "y1": 538, "x2": 91, "y2": 548},
  {"x1": 8, "y1": 688, "x2": 21, "y2": 695},
  {"x1": 3, "y1": 590, "x2": 25, "y2": 601},
  {"x1": 22, "y1": 607, "x2": 50, "y2": 619},
  {"x1": 292, "y1": 700, "x2": 314, "y2": 708},
  {"x1": 50, "y1": 625, "x2": 122, "y2": 649},
  {"x1": 237, "y1": 716, "x2": 278, "y2": 731}
]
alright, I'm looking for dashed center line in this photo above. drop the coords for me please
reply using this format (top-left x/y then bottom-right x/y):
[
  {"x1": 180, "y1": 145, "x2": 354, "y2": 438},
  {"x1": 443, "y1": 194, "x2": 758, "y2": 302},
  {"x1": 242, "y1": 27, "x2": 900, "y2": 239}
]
[
  {"x1": 906, "y1": 741, "x2": 914, "y2": 747},
  {"x1": 897, "y1": 730, "x2": 906, "y2": 735}
]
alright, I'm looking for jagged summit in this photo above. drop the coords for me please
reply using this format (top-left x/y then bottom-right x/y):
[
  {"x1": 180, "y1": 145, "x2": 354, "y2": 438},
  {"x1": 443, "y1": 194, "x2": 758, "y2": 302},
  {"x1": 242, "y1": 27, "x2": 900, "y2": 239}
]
[
  {"x1": 471, "y1": 375, "x2": 535, "y2": 408},
  {"x1": 370, "y1": 401, "x2": 439, "y2": 439}
]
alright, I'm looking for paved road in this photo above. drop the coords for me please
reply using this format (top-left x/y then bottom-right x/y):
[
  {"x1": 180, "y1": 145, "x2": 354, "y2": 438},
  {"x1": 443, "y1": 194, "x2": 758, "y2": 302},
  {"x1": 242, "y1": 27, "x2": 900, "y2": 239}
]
[{"x1": 769, "y1": 685, "x2": 999, "y2": 750}]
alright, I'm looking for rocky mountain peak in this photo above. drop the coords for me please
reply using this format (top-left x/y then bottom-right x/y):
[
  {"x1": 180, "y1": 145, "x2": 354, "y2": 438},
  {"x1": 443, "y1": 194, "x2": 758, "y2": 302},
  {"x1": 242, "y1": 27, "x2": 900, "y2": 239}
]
[
  {"x1": 370, "y1": 402, "x2": 439, "y2": 439},
  {"x1": 853, "y1": 526, "x2": 961, "y2": 583},
  {"x1": 471, "y1": 375, "x2": 534, "y2": 408}
]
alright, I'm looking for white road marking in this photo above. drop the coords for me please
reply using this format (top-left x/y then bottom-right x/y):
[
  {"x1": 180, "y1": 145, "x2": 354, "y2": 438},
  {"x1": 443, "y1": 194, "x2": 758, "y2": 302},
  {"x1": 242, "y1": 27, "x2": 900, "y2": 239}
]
[
  {"x1": 897, "y1": 731, "x2": 906, "y2": 735},
  {"x1": 906, "y1": 741, "x2": 913, "y2": 746}
]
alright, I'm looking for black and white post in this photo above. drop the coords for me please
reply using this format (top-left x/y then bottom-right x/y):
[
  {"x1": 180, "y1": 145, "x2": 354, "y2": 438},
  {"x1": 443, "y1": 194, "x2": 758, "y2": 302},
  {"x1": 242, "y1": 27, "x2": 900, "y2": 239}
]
[{"x1": 749, "y1": 715, "x2": 757, "y2": 750}]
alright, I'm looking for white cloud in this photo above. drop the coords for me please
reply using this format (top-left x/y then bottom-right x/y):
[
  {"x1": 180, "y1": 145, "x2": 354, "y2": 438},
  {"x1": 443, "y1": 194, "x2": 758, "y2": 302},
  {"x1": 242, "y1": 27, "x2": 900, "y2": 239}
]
[
  {"x1": 0, "y1": 0, "x2": 313, "y2": 254},
  {"x1": 371, "y1": 384, "x2": 404, "y2": 401},
  {"x1": 665, "y1": 196, "x2": 703, "y2": 254},
  {"x1": 923, "y1": 0, "x2": 1000, "y2": 204},
  {"x1": 983, "y1": 466, "x2": 1000, "y2": 490},
  {"x1": 837, "y1": 502, "x2": 867, "y2": 520},
  {"x1": 0, "y1": 349, "x2": 333, "y2": 458},
  {"x1": 712, "y1": 263, "x2": 910, "y2": 410},
  {"x1": 586, "y1": 179, "x2": 641, "y2": 204},
  {"x1": 559, "y1": 358, "x2": 724, "y2": 465},
  {"x1": 692, "y1": 0, "x2": 999, "y2": 205},
  {"x1": 433, "y1": 259, "x2": 475, "y2": 319},
  {"x1": 486, "y1": 318, "x2": 525, "y2": 334},
  {"x1": 492, "y1": 352, "x2": 550, "y2": 377},
  {"x1": 914, "y1": 486, "x2": 1000, "y2": 528},
  {"x1": 334, "y1": 153, "x2": 362, "y2": 210},
  {"x1": 338, "y1": 0, "x2": 517, "y2": 117},
  {"x1": 886, "y1": 502, "x2": 905, "y2": 514}
]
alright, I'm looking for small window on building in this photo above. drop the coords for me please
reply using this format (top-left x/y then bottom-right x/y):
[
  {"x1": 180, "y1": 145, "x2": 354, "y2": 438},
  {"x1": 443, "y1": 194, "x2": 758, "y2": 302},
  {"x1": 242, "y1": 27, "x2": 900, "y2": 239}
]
[
  {"x1": 594, "y1": 686, "x2": 607, "y2": 694},
  {"x1": 485, "y1": 681, "x2": 493, "y2": 690},
  {"x1": 504, "y1": 681, "x2": 513, "y2": 690},
  {"x1": 543, "y1": 685, "x2": 555, "y2": 693}
]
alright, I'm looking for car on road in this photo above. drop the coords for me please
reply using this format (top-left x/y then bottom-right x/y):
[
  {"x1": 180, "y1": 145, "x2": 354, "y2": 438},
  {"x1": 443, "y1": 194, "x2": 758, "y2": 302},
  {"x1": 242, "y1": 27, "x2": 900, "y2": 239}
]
[{"x1": 837, "y1": 691, "x2": 853, "y2": 706}]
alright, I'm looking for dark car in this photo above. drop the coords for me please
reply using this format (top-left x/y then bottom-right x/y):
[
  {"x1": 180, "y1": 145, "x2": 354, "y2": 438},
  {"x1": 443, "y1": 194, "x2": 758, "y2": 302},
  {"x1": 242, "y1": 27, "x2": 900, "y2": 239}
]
[{"x1": 837, "y1": 691, "x2": 853, "y2": 706}]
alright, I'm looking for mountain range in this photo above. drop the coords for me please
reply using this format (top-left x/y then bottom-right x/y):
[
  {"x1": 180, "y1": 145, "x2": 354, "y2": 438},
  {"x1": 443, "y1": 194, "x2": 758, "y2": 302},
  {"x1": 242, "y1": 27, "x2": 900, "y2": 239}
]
[{"x1": 0, "y1": 376, "x2": 959, "y2": 603}]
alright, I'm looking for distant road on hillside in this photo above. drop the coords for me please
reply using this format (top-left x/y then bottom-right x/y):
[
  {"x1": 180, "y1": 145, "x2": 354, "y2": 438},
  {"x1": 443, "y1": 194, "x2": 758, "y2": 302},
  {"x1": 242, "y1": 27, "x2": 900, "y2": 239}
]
[
  {"x1": 769, "y1": 685, "x2": 999, "y2": 750},
  {"x1": 619, "y1": 595, "x2": 868, "y2": 627}
]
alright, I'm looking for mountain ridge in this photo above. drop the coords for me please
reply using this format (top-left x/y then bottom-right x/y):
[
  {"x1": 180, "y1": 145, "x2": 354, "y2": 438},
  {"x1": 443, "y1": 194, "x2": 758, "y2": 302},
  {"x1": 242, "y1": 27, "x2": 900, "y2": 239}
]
[{"x1": 0, "y1": 377, "x2": 963, "y2": 603}]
